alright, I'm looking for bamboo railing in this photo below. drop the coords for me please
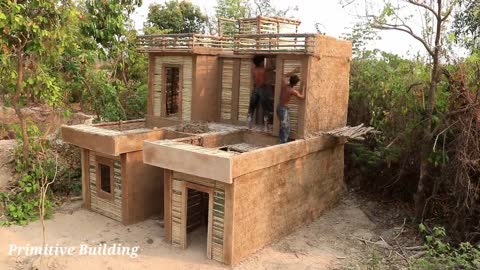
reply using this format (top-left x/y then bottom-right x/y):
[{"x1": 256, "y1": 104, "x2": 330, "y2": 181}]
[
  {"x1": 137, "y1": 33, "x2": 317, "y2": 54},
  {"x1": 233, "y1": 33, "x2": 317, "y2": 54},
  {"x1": 137, "y1": 34, "x2": 234, "y2": 51}
]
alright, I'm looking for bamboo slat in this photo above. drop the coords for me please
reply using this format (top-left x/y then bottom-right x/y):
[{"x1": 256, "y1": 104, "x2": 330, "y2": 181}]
[
  {"x1": 171, "y1": 179, "x2": 185, "y2": 248},
  {"x1": 238, "y1": 59, "x2": 251, "y2": 122},
  {"x1": 318, "y1": 124, "x2": 379, "y2": 140},
  {"x1": 221, "y1": 59, "x2": 234, "y2": 120},
  {"x1": 212, "y1": 185, "x2": 225, "y2": 262},
  {"x1": 283, "y1": 59, "x2": 302, "y2": 138}
]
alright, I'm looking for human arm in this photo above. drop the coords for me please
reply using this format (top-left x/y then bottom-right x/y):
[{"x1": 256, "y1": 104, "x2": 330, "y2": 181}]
[
  {"x1": 291, "y1": 84, "x2": 305, "y2": 99},
  {"x1": 282, "y1": 67, "x2": 300, "y2": 85},
  {"x1": 284, "y1": 67, "x2": 300, "y2": 78}
]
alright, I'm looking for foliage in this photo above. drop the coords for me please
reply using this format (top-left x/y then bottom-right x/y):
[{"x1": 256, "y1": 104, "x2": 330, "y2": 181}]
[
  {"x1": 80, "y1": 0, "x2": 141, "y2": 59},
  {"x1": 0, "y1": 0, "x2": 76, "y2": 161},
  {"x1": 78, "y1": 0, "x2": 147, "y2": 121},
  {"x1": 346, "y1": 44, "x2": 480, "y2": 241},
  {"x1": 215, "y1": 0, "x2": 249, "y2": 20},
  {"x1": 411, "y1": 225, "x2": 480, "y2": 269},
  {"x1": 345, "y1": 50, "x2": 449, "y2": 197},
  {"x1": 454, "y1": 0, "x2": 480, "y2": 51},
  {"x1": 360, "y1": 0, "x2": 457, "y2": 218},
  {"x1": 0, "y1": 124, "x2": 55, "y2": 225},
  {"x1": 341, "y1": 23, "x2": 381, "y2": 56},
  {"x1": 144, "y1": 0, "x2": 207, "y2": 34}
]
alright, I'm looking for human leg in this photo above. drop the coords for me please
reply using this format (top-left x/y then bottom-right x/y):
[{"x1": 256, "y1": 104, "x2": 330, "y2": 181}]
[
  {"x1": 247, "y1": 88, "x2": 260, "y2": 128},
  {"x1": 276, "y1": 106, "x2": 289, "y2": 143}
]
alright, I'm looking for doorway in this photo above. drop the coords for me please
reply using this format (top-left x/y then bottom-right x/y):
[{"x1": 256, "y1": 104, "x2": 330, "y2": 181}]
[{"x1": 185, "y1": 183, "x2": 213, "y2": 259}]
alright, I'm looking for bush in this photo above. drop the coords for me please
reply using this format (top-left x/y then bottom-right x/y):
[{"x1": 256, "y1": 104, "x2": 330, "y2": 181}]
[
  {"x1": 0, "y1": 123, "x2": 81, "y2": 225},
  {"x1": 412, "y1": 225, "x2": 480, "y2": 269}
]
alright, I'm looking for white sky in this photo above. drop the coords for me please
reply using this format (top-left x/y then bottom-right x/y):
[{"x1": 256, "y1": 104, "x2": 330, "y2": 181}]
[{"x1": 131, "y1": 0, "x2": 427, "y2": 57}]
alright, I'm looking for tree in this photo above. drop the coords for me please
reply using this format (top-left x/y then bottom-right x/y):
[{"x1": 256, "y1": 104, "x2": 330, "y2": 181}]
[
  {"x1": 363, "y1": 0, "x2": 457, "y2": 219},
  {"x1": 0, "y1": 0, "x2": 72, "y2": 162},
  {"x1": 79, "y1": 0, "x2": 147, "y2": 121},
  {"x1": 215, "y1": 0, "x2": 249, "y2": 20},
  {"x1": 144, "y1": 0, "x2": 207, "y2": 34},
  {"x1": 341, "y1": 22, "x2": 381, "y2": 56},
  {"x1": 80, "y1": 0, "x2": 141, "y2": 59}
]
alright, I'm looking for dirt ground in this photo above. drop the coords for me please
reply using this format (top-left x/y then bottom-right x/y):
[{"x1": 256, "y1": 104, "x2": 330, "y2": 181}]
[{"x1": 0, "y1": 192, "x2": 417, "y2": 270}]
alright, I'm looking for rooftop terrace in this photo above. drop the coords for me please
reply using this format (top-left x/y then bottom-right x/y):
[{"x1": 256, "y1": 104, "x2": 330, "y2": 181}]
[
  {"x1": 137, "y1": 16, "x2": 318, "y2": 55},
  {"x1": 137, "y1": 33, "x2": 318, "y2": 55}
]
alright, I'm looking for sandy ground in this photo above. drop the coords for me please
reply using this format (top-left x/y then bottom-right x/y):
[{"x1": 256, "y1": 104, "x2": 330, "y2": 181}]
[{"x1": 0, "y1": 195, "x2": 387, "y2": 270}]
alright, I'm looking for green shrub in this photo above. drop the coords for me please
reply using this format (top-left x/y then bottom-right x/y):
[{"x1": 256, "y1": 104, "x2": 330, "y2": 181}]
[
  {"x1": 1, "y1": 124, "x2": 56, "y2": 225},
  {"x1": 411, "y1": 225, "x2": 480, "y2": 269}
]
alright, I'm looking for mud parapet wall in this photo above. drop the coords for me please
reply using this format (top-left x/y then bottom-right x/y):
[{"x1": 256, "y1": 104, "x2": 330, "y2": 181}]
[
  {"x1": 230, "y1": 140, "x2": 346, "y2": 264},
  {"x1": 304, "y1": 36, "x2": 352, "y2": 134}
]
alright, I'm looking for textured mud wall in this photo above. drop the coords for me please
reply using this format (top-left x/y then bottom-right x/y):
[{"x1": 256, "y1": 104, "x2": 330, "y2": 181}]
[
  {"x1": 304, "y1": 36, "x2": 352, "y2": 134},
  {"x1": 231, "y1": 144, "x2": 346, "y2": 264},
  {"x1": 192, "y1": 55, "x2": 219, "y2": 122},
  {"x1": 122, "y1": 150, "x2": 164, "y2": 225}
]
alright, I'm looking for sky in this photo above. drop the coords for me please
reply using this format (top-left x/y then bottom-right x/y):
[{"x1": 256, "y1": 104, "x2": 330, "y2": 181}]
[{"x1": 131, "y1": 0, "x2": 427, "y2": 57}]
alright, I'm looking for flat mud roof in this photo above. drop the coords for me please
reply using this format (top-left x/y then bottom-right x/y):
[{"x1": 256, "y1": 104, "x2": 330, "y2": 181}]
[{"x1": 143, "y1": 131, "x2": 342, "y2": 183}]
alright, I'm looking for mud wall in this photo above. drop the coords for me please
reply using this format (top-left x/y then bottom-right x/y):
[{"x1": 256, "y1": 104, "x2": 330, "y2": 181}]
[
  {"x1": 230, "y1": 144, "x2": 346, "y2": 264},
  {"x1": 304, "y1": 36, "x2": 352, "y2": 134},
  {"x1": 121, "y1": 150, "x2": 164, "y2": 225},
  {"x1": 192, "y1": 55, "x2": 219, "y2": 122}
]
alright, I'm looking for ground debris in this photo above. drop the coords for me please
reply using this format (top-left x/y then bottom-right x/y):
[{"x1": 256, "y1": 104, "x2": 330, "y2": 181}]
[{"x1": 175, "y1": 121, "x2": 210, "y2": 134}]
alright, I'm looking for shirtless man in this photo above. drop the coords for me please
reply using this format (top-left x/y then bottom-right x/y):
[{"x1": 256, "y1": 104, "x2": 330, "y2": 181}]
[
  {"x1": 277, "y1": 69, "x2": 304, "y2": 143},
  {"x1": 247, "y1": 55, "x2": 273, "y2": 129}
]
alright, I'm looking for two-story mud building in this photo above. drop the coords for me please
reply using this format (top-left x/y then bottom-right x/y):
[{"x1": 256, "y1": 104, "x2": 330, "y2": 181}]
[{"x1": 62, "y1": 16, "x2": 352, "y2": 265}]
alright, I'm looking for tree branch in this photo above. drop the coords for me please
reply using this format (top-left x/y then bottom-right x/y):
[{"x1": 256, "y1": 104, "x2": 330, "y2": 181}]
[
  {"x1": 441, "y1": 2, "x2": 455, "y2": 22},
  {"x1": 373, "y1": 23, "x2": 435, "y2": 57},
  {"x1": 406, "y1": 0, "x2": 440, "y2": 19}
]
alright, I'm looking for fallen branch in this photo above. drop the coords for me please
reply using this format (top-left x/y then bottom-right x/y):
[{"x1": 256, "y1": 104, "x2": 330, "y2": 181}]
[{"x1": 320, "y1": 124, "x2": 380, "y2": 141}]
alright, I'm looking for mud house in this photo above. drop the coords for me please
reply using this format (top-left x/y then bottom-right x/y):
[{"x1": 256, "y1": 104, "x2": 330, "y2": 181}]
[{"x1": 61, "y1": 16, "x2": 352, "y2": 265}]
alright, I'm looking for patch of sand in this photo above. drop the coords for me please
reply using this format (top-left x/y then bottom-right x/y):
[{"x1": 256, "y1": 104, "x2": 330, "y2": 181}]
[{"x1": 0, "y1": 195, "x2": 378, "y2": 270}]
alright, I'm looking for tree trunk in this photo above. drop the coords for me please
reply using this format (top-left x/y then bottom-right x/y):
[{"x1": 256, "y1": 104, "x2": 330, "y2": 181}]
[
  {"x1": 415, "y1": 54, "x2": 440, "y2": 220},
  {"x1": 12, "y1": 50, "x2": 29, "y2": 162},
  {"x1": 413, "y1": 0, "x2": 445, "y2": 221}
]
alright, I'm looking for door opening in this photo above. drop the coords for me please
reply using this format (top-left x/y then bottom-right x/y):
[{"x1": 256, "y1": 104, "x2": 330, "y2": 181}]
[{"x1": 186, "y1": 187, "x2": 211, "y2": 258}]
